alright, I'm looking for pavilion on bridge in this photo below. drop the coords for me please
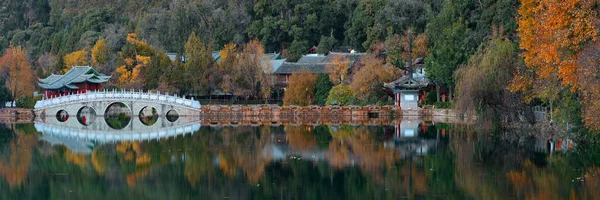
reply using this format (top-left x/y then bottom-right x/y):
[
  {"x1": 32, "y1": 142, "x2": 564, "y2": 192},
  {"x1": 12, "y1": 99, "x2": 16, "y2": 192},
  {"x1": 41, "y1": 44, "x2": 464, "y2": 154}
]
[{"x1": 39, "y1": 66, "x2": 111, "y2": 98}]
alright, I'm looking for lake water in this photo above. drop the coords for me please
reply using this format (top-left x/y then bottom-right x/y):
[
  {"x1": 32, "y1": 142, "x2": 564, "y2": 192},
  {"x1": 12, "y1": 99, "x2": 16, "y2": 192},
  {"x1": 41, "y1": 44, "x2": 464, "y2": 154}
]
[{"x1": 0, "y1": 117, "x2": 599, "y2": 199}]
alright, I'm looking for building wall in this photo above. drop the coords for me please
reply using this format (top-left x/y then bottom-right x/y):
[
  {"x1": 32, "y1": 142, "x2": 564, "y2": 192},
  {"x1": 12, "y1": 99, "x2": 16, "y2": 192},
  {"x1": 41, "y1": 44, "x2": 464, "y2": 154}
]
[{"x1": 400, "y1": 90, "x2": 419, "y2": 110}]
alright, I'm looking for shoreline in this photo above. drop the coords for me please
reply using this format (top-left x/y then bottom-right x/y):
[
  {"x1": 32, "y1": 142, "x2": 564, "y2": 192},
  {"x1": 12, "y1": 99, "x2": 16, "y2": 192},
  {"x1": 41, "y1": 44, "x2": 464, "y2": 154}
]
[{"x1": 27, "y1": 105, "x2": 476, "y2": 123}]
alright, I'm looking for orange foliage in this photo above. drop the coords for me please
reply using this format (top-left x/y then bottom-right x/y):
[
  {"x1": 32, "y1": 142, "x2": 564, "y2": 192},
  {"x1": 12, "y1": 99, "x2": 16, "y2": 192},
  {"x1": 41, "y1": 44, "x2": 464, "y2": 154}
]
[
  {"x1": 0, "y1": 45, "x2": 35, "y2": 101},
  {"x1": 350, "y1": 54, "x2": 400, "y2": 100},
  {"x1": 0, "y1": 129, "x2": 37, "y2": 189},
  {"x1": 510, "y1": 0, "x2": 598, "y2": 99},
  {"x1": 326, "y1": 54, "x2": 350, "y2": 84},
  {"x1": 286, "y1": 126, "x2": 317, "y2": 151},
  {"x1": 283, "y1": 71, "x2": 318, "y2": 106},
  {"x1": 411, "y1": 34, "x2": 429, "y2": 59}
]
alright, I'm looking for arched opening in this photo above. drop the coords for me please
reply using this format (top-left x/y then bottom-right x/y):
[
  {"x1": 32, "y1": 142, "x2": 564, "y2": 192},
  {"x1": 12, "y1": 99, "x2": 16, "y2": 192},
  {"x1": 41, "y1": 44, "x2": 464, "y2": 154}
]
[
  {"x1": 166, "y1": 110, "x2": 179, "y2": 122},
  {"x1": 139, "y1": 106, "x2": 158, "y2": 126},
  {"x1": 104, "y1": 102, "x2": 132, "y2": 129},
  {"x1": 77, "y1": 106, "x2": 96, "y2": 126},
  {"x1": 56, "y1": 110, "x2": 69, "y2": 122}
]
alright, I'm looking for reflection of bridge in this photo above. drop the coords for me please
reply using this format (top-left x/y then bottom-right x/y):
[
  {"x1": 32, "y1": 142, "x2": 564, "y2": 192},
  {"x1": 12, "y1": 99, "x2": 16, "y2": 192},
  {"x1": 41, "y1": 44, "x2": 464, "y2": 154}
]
[
  {"x1": 35, "y1": 116, "x2": 202, "y2": 153},
  {"x1": 34, "y1": 90, "x2": 202, "y2": 118}
]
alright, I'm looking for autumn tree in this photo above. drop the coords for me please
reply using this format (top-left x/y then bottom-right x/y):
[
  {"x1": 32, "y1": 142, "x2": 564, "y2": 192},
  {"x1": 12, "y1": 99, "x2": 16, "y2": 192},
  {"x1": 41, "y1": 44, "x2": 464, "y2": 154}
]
[
  {"x1": 509, "y1": 0, "x2": 598, "y2": 128},
  {"x1": 284, "y1": 71, "x2": 318, "y2": 106},
  {"x1": 511, "y1": 0, "x2": 597, "y2": 94},
  {"x1": 116, "y1": 34, "x2": 150, "y2": 89},
  {"x1": 326, "y1": 54, "x2": 350, "y2": 84},
  {"x1": 379, "y1": 30, "x2": 428, "y2": 75},
  {"x1": 235, "y1": 39, "x2": 270, "y2": 99},
  {"x1": 91, "y1": 38, "x2": 109, "y2": 66},
  {"x1": 349, "y1": 54, "x2": 400, "y2": 102},
  {"x1": 218, "y1": 43, "x2": 238, "y2": 95},
  {"x1": 63, "y1": 49, "x2": 89, "y2": 73},
  {"x1": 0, "y1": 45, "x2": 35, "y2": 106}
]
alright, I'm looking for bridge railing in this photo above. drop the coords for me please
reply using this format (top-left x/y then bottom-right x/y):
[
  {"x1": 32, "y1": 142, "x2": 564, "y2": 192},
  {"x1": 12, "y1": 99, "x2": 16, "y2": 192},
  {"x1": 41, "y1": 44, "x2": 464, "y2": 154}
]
[{"x1": 34, "y1": 89, "x2": 201, "y2": 109}]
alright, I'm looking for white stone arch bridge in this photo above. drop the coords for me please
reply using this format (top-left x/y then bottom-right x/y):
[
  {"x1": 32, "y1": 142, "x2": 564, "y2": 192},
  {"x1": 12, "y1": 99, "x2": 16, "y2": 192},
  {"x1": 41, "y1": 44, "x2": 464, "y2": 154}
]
[{"x1": 34, "y1": 89, "x2": 202, "y2": 118}]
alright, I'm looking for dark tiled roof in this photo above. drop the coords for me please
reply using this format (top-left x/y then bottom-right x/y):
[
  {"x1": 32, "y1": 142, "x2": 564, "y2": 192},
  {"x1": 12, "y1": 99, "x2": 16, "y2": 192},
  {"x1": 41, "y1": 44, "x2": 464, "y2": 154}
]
[
  {"x1": 322, "y1": 52, "x2": 367, "y2": 63},
  {"x1": 384, "y1": 76, "x2": 430, "y2": 89},
  {"x1": 39, "y1": 66, "x2": 111, "y2": 90},
  {"x1": 297, "y1": 54, "x2": 327, "y2": 63},
  {"x1": 274, "y1": 62, "x2": 328, "y2": 74}
]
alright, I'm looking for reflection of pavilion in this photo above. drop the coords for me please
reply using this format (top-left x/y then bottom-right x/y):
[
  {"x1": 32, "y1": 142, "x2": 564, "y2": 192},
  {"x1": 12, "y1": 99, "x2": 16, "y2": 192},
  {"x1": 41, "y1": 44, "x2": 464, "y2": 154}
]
[{"x1": 384, "y1": 118, "x2": 437, "y2": 157}]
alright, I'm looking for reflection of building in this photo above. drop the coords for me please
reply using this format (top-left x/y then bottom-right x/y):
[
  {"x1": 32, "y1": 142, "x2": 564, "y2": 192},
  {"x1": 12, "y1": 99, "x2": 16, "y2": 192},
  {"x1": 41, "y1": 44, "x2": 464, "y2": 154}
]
[
  {"x1": 384, "y1": 119, "x2": 437, "y2": 157},
  {"x1": 39, "y1": 66, "x2": 111, "y2": 98},
  {"x1": 534, "y1": 137, "x2": 576, "y2": 153}
]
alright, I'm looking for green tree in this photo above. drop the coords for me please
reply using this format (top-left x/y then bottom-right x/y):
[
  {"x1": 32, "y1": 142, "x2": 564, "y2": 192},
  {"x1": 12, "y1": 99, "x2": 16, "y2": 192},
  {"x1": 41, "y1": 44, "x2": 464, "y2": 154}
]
[
  {"x1": 184, "y1": 32, "x2": 213, "y2": 95},
  {"x1": 316, "y1": 35, "x2": 337, "y2": 55},
  {"x1": 314, "y1": 73, "x2": 334, "y2": 106},
  {"x1": 326, "y1": 84, "x2": 354, "y2": 106},
  {"x1": 288, "y1": 40, "x2": 309, "y2": 62}
]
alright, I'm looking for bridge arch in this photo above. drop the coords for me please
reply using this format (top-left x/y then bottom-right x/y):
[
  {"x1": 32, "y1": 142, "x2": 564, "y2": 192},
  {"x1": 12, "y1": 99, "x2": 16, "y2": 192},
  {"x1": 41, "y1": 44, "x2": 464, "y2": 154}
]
[
  {"x1": 34, "y1": 90, "x2": 202, "y2": 119},
  {"x1": 56, "y1": 110, "x2": 69, "y2": 122},
  {"x1": 166, "y1": 110, "x2": 179, "y2": 122},
  {"x1": 139, "y1": 106, "x2": 159, "y2": 126},
  {"x1": 76, "y1": 106, "x2": 97, "y2": 126}
]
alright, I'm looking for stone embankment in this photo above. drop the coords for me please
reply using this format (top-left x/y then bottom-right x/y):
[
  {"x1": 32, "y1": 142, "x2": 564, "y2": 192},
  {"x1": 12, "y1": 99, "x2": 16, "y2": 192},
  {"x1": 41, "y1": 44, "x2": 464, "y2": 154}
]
[
  {"x1": 0, "y1": 108, "x2": 34, "y2": 123},
  {"x1": 200, "y1": 105, "x2": 475, "y2": 121}
]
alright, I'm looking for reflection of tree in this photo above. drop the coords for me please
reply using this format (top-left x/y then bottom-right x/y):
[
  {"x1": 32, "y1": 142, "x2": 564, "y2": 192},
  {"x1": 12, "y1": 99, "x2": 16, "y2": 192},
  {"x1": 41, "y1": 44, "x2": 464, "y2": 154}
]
[
  {"x1": 91, "y1": 149, "x2": 106, "y2": 175},
  {"x1": 0, "y1": 125, "x2": 37, "y2": 189},
  {"x1": 286, "y1": 126, "x2": 317, "y2": 151},
  {"x1": 215, "y1": 126, "x2": 273, "y2": 183},
  {"x1": 10, "y1": 122, "x2": 600, "y2": 199}
]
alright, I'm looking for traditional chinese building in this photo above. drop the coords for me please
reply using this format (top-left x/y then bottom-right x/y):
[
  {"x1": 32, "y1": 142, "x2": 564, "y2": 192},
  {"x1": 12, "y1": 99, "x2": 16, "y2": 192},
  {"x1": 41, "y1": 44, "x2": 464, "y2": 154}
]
[
  {"x1": 39, "y1": 66, "x2": 111, "y2": 98},
  {"x1": 384, "y1": 59, "x2": 431, "y2": 110}
]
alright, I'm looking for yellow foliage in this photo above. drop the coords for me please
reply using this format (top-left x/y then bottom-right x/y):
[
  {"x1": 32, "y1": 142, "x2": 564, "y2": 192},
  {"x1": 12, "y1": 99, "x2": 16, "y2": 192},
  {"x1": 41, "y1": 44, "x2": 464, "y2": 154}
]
[
  {"x1": 0, "y1": 45, "x2": 35, "y2": 101},
  {"x1": 91, "y1": 38, "x2": 109, "y2": 65},
  {"x1": 91, "y1": 150, "x2": 106, "y2": 176},
  {"x1": 136, "y1": 154, "x2": 151, "y2": 165},
  {"x1": 326, "y1": 54, "x2": 350, "y2": 84},
  {"x1": 116, "y1": 65, "x2": 131, "y2": 85},
  {"x1": 219, "y1": 43, "x2": 237, "y2": 61},
  {"x1": 63, "y1": 49, "x2": 89, "y2": 73},
  {"x1": 65, "y1": 150, "x2": 87, "y2": 167}
]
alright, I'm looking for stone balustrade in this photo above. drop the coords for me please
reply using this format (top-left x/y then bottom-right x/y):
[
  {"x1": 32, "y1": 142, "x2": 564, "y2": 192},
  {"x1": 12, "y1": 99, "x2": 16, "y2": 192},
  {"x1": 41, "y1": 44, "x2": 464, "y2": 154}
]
[{"x1": 34, "y1": 89, "x2": 201, "y2": 109}]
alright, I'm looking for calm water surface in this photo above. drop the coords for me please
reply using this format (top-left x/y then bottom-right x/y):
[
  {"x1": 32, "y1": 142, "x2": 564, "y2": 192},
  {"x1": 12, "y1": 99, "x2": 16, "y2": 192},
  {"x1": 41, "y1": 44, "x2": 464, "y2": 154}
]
[{"x1": 0, "y1": 117, "x2": 599, "y2": 199}]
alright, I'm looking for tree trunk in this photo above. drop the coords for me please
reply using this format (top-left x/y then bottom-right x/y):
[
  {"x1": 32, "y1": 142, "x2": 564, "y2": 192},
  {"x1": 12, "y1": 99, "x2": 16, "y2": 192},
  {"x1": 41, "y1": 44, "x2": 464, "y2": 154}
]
[
  {"x1": 407, "y1": 30, "x2": 414, "y2": 78},
  {"x1": 448, "y1": 85, "x2": 453, "y2": 101},
  {"x1": 436, "y1": 83, "x2": 440, "y2": 102}
]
